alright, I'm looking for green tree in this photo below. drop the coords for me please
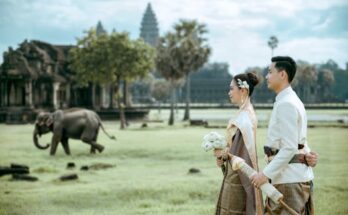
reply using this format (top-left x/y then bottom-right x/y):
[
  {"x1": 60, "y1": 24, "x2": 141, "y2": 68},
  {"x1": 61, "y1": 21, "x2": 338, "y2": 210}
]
[
  {"x1": 155, "y1": 33, "x2": 185, "y2": 125},
  {"x1": 123, "y1": 39, "x2": 156, "y2": 108},
  {"x1": 317, "y1": 69, "x2": 335, "y2": 102},
  {"x1": 293, "y1": 61, "x2": 318, "y2": 103},
  {"x1": 319, "y1": 59, "x2": 348, "y2": 102},
  {"x1": 69, "y1": 28, "x2": 155, "y2": 129},
  {"x1": 150, "y1": 78, "x2": 171, "y2": 113},
  {"x1": 173, "y1": 20, "x2": 211, "y2": 121}
]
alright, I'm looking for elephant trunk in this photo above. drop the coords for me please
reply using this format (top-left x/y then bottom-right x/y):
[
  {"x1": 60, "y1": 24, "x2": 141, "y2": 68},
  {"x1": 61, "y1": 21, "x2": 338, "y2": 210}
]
[{"x1": 33, "y1": 125, "x2": 50, "y2": 150}]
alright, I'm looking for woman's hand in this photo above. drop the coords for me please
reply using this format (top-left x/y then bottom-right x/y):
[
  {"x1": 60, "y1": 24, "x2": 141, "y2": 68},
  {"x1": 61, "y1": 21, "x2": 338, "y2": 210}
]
[
  {"x1": 213, "y1": 149, "x2": 223, "y2": 158},
  {"x1": 213, "y1": 148, "x2": 230, "y2": 160},
  {"x1": 216, "y1": 157, "x2": 224, "y2": 167}
]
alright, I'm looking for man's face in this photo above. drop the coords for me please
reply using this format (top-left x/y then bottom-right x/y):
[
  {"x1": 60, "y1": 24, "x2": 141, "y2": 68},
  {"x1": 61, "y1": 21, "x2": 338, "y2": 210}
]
[{"x1": 266, "y1": 62, "x2": 284, "y2": 91}]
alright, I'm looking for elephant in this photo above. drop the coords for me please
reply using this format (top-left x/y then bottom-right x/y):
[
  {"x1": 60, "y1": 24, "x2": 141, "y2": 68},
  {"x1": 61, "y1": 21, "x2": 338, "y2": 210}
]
[{"x1": 33, "y1": 108, "x2": 116, "y2": 156}]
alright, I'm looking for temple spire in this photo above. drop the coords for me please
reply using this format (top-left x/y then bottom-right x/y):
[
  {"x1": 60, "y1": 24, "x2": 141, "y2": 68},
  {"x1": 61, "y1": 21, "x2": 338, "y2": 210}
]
[
  {"x1": 96, "y1": 21, "x2": 107, "y2": 36},
  {"x1": 140, "y1": 3, "x2": 159, "y2": 46}
]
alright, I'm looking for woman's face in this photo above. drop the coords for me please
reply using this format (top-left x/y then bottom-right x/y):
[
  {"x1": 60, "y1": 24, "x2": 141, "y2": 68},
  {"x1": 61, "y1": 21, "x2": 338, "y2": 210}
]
[{"x1": 228, "y1": 79, "x2": 243, "y2": 104}]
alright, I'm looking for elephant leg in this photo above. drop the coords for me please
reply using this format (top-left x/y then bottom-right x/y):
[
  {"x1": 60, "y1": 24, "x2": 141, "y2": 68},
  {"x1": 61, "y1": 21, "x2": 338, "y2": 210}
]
[
  {"x1": 81, "y1": 123, "x2": 104, "y2": 152},
  {"x1": 90, "y1": 129, "x2": 99, "y2": 154},
  {"x1": 90, "y1": 146, "x2": 96, "y2": 154},
  {"x1": 91, "y1": 141, "x2": 104, "y2": 153},
  {"x1": 81, "y1": 130, "x2": 104, "y2": 153},
  {"x1": 62, "y1": 138, "x2": 71, "y2": 155},
  {"x1": 50, "y1": 140, "x2": 59, "y2": 156},
  {"x1": 93, "y1": 129, "x2": 99, "y2": 142},
  {"x1": 82, "y1": 139, "x2": 104, "y2": 153}
]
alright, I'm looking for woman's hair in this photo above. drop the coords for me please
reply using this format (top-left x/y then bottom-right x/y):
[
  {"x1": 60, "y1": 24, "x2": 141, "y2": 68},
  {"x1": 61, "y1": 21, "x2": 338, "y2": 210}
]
[{"x1": 233, "y1": 72, "x2": 260, "y2": 96}]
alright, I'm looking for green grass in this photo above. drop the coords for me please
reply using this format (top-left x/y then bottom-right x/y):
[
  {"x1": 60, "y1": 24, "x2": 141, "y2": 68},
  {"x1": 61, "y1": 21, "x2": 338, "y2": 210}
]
[{"x1": 0, "y1": 115, "x2": 348, "y2": 214}]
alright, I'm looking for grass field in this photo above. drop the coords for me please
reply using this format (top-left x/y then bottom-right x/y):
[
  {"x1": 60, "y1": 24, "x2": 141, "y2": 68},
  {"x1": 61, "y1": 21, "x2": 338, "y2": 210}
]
[{"x1": 0, "y1": 109, "x2": 348, "y2": 215}]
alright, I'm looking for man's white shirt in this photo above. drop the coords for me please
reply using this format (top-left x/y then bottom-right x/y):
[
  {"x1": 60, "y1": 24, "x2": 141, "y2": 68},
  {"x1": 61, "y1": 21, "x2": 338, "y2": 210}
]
[{"x1": 263, "y1": 86, "x2": 314, "y2": 184}]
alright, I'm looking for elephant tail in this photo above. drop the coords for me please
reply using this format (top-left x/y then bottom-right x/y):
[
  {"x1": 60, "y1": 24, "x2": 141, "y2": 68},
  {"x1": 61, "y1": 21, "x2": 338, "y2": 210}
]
[{"x1": 97, "y1": 115, "x2": 116, "y2": 140}]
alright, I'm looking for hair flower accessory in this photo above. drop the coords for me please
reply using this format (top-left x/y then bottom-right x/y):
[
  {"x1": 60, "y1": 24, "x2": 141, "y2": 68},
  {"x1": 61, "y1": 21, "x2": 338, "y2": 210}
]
[{"x1": 237, "y1": 79, "x2": 249, "y2": 89}]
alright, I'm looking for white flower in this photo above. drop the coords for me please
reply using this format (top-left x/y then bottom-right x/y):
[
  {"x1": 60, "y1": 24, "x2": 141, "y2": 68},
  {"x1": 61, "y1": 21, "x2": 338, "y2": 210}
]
[
  {"x1": 237, "y1": 79, "x2": 249, "y2": 89},
  {"x1": 202, "y1": 131, "x2": 227, "y2": 152}
]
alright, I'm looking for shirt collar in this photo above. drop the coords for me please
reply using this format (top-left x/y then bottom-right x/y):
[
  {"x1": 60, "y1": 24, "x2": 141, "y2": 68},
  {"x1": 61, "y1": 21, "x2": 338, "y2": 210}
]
[{"x1": 275, "y1": 86, "x2": 293, "y2": 102}]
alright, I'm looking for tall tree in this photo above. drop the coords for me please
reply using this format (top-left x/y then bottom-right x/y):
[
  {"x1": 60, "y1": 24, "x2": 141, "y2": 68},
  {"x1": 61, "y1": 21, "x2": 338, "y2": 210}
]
[
  {"x1": 268, "y1": 36, "x2": 278, "y2": 57},
  {"x1": 69, "y1": 28, "x2": 155, "y2": 129},
  {"x1": 150, "y1": 78, "x2": 171, "y2": 113},
  {"x1": 293, "y1": 61, "x2": 318, "y2": 103},
  {"x1": 317, "y1": 69, "x2": 335, "y2": 102},
  {"x1": 123, "y1": 39, "x2": 156, "y2": 108},
  {"x1": 172, "y1": 20, "x2": 211, "y2": 121},
  {"x1": 155, "y1": 33, "x2": 185, "y2": 125}
]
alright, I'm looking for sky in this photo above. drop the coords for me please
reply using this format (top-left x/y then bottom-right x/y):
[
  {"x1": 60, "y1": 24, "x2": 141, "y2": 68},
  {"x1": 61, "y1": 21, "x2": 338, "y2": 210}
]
[{"x1": 1, "y1": 0, "x2": 348, "y2": 75}]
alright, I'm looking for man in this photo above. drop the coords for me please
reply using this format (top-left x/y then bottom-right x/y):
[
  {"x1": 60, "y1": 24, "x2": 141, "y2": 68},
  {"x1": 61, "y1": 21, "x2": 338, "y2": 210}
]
[{"x1": 251, "y1": 56, "x2": 318, "y2": 215}]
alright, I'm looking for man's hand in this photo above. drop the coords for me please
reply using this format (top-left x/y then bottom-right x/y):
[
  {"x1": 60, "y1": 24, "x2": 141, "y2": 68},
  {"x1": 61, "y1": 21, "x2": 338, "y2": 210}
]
[
  {"x1": 250, "y1": 172, "x2": 268, "y2": 188},
  {"x1": 305, "y1": 151, "x2": 318, "y2": 167}
]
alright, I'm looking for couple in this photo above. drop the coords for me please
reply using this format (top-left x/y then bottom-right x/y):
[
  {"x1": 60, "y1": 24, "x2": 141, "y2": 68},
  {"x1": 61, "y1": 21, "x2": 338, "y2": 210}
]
[{"x1": 214, "y1": 56, "x2": 318, "y2": 215}]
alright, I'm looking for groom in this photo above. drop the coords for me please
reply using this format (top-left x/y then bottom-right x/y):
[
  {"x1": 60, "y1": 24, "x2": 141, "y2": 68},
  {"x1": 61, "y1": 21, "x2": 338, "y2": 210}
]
[{"x1": 251, "y1": 56, "x2": 318, "y2": 214}]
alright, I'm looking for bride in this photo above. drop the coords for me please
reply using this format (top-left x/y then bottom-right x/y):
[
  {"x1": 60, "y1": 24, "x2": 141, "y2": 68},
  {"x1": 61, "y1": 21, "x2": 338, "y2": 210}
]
[{"x1": 214, "y1": 72, "x2": 263, "y2": 215}]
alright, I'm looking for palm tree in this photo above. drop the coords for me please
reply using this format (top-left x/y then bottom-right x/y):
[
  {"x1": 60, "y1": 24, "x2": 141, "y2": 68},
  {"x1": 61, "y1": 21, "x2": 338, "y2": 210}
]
[
  {"x1": 173, "y1": 20, "x2": 211, "y2": 121},
  {"x1": 155, "y1": 33, "x2": 185, "y2": 125},
  {"x1": 150, "y1": 78, "x2": 171, "y2": 113},
  {"x1": 268, "y1": 36, "x2": 278, "y2": 57}
]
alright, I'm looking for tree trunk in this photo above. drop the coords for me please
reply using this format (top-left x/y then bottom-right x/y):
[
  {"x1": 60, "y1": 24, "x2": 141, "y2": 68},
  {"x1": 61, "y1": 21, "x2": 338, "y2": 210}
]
[
  {"x1": 123, "y1": 80, "x2": 132, "y2": 107},
  {"x1": 304, "y1": 86, "x2": 309, "y2": 103},
  {"x1": 110, "y1": 84, "x2": 114, "y2": 109},
  {"x1": 183, "y1": 74, "x2": 191, "y2": 121},
  {"x1": 158, "y1": 101, "x2": 161, "y2": 114},
  {"x1": 174, "y1": 88, "x2": 179, "y2": 114},
  {"x1": 169, "y1": 81, "x2": 175, "y2": 126},
  {"x1": 115, "y1": 79, "x2": 126, "y2": 129},
  {"x1": 92, "y1": 84, "x2": 96, "y2": 109}
]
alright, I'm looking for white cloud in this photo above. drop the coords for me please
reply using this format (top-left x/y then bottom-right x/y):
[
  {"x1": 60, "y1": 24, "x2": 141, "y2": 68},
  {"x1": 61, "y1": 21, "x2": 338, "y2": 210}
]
[
  {"x1": 0, "y1": 0, "x2": 347, "y2": 72},
  {"x1": 312, "y1": 17, "x2": 332, "y2": 32},
  {"x1": 210, "y1": 29, "x2": 270, "y2": 74},
  {"x1": 278, "y1": 37, "x2": 348, "y2": 66}
]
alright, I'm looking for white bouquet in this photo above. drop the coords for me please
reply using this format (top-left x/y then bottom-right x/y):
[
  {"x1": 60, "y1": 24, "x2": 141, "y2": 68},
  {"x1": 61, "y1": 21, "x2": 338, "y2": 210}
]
[{"x1": 202, "y1": 131, "x2": 227, "y2": 152}]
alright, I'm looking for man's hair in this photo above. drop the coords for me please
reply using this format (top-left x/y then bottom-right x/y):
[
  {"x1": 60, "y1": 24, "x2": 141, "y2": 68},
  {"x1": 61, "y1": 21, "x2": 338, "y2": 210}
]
[{"x1": 271, "y1": 56, "x2": 297, "y2": 83}]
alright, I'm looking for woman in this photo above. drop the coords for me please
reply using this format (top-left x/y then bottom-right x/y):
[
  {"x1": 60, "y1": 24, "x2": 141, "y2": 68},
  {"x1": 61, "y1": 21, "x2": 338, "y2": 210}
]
[{"x1": 214, "y1": 72, "x2": 263, "y2": 215}]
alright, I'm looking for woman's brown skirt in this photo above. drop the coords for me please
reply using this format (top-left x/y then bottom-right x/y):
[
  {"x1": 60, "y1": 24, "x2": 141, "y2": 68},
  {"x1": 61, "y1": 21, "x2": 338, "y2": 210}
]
[{"x1": 216, "y1": 162, "x2": 247, "y2": 215}]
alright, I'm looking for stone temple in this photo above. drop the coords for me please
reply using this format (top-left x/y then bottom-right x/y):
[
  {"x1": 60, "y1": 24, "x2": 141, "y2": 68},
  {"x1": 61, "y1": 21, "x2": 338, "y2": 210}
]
[{"x1": 0, "y1": 39, "x2": 126, "y2": 123}]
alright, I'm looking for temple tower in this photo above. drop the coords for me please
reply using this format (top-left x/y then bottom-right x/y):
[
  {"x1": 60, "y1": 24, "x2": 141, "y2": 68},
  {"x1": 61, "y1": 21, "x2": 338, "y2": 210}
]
[{"x1": 140, "y1": 3, "x2": 159, "y2": 46}]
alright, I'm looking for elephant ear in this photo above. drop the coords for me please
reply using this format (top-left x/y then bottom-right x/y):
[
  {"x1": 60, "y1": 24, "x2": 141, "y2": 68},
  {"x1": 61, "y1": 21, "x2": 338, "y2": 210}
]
[
  {"x1": 45, "y1": 114, "x2": 54, "y2": 127},
  {"x1": 36, "y1": 112, "x2": 45, "y2": 126},
  {"x1": 52, "y1": 110, "x2": 64, "y2": 122},
  {"x1": 51, "y1": 110, "x2": 64, "y2": 132}
]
